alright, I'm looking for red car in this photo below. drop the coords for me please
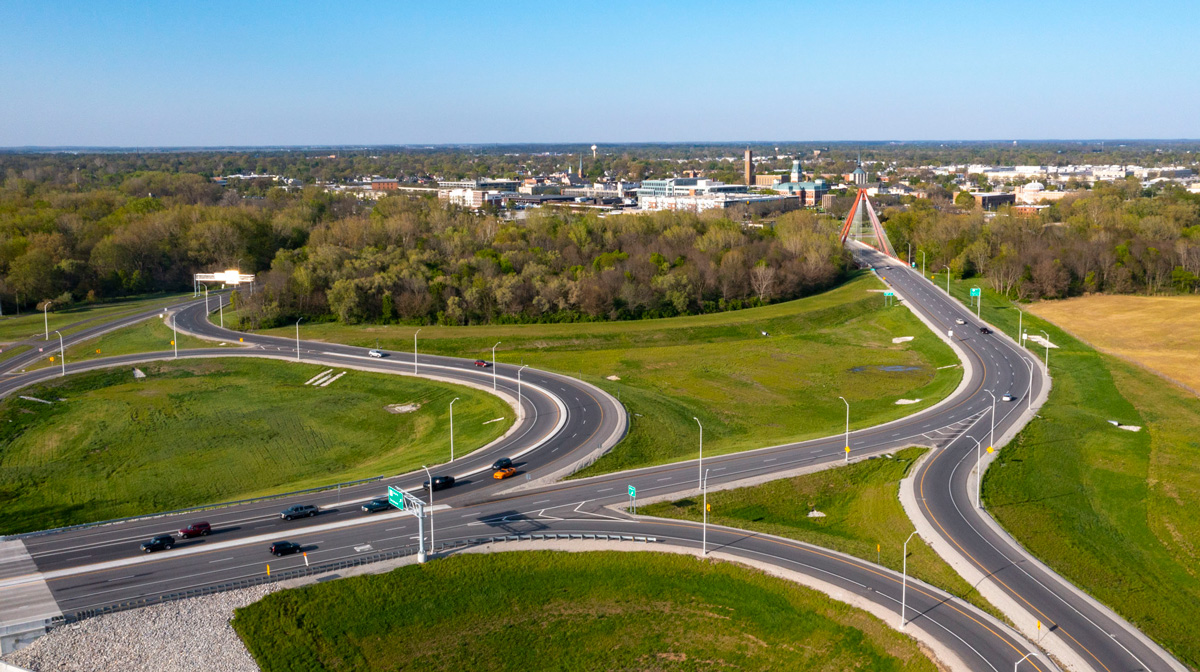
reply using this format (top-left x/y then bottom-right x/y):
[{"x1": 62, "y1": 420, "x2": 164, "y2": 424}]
[
  {"x1": 178, "y1": 521, "x2": 211, "y2": 538},
  {"x1": 474, "y1": 360, "x2": 490, "y2": 367}
]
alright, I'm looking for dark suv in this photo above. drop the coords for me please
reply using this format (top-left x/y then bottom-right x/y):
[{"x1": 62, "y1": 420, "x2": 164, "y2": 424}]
[
  {"x1": 423, "y1": 475, "x2": 455, "y2": 491},
  {"x1": 361, "y1": 498, "x2": 392, "y2": 513},
  {"x1": 269, "y1": 541, "x2": 302, "y2": 556},
  {"x1": 141, "y1": 535, "x2": 175, "y2": 553},
  {"x1": 491, "y1": 457, "x2": 513, "y2": 471},
  {"x1": 280, "y1": 504, "x2": 319, "y2": 520},
  {"x1": 178, "y1": 521, "x2": 211, "y2": 538}
]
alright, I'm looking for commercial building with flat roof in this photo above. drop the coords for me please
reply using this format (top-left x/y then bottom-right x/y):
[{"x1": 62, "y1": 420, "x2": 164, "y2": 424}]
[
  {"x1": 636, "y1": 178, "x2": 747, "y2": 199},
  {"x1": 639, "y1": 193, "x2": 797, "y2": 215},
  {"x1": 771, "y1": 179, "x2": 829, "y2": 206}
]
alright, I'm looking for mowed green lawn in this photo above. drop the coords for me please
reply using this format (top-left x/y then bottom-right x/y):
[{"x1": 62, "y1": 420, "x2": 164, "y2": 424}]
[
  {"x1": 0, "y1": 292, "x2": 191, "y2": 343},
  {"x1": 643, "y1": 447, "x2": 1001, "y2": 620},
  {"x1": 241, "y1": 274, "x2": 961, "y2": 474},
  {"x1": 0, "y1": 358, "x2": 512, "y2": 534},
  {"x1": 935, "y1": 274, "x2": 1200, "y2": 668},
  {"x1": 232, "y1": 551, "x2": 940, "y2": 672}
]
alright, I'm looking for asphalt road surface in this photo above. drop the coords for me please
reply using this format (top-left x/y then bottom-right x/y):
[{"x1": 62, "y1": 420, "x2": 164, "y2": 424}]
[{"x1": 0, "y1": 265, "x2": 1184, "y2": 672}]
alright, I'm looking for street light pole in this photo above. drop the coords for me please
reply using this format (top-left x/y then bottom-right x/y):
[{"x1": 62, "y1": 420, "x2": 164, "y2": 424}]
[
  {"x1": 54, "y1": 330, "x2": 65, "y2": 377},
  {"x1": 1014, "y1": 652, "x2": 1042, "y2": 672},
  {"x1": 421, "y1": 465, "x2": 434, "y2": 554},
  {"x1": 919, "y1": 250, "x2": 926, "y2": 278},
  {"x1": 172, "y1": 315, "x2": 178, "y2": 359},
  {"x1": 517, "y1": 364, "x2": 529, "y2": 419},
  {"x1": 199, "y1": 283, "x2": 209, "y2": 316},
  {"x1": 702, "y1": 468, "x2": 710, "y2": 557},
  {"x1": 295, "y1": 318, "x2": 303, "y2": 362},
  {"x1": 1039, "y1": 330, "x2": 1050, "y2": 368},
  {"x1": 975, "y1": 438, "x2": 984, "y2": 509},
  {"x1": 43, "y1": 300, "x2": 52, "y2": 340},
  {"x1": 984, "y1": 389, "x2": 996, "y2": 451},
  {"x1": 900, "y1": 530, "x2": 918, "y2": 628},
  {"x1": 413, "y1": 328, "x2": 421, "y2": 374},
  {"x1": 1023, "y1": 358, "x2": 1033, "y2": 410},
  {"x1": 491, "y1": 341, "x2": 501, "y2": 390},
  {"x1": 694, "y1": 416, "x2": 703, "y2": 493},
  {"x1": 449, "y1": 397, "x2": 459, "y2": 461},
  {"x1": 219, "y1": 298, "x2": 224, "y2": 328},
  {"x1": 1015, "y1": 305, "x2": 1023, "y2": 344},
  {"x1": 838, "y1": 396, "x2": 850, "y2": 463},
  {"x1": 944, "y1": 266, "x2": 951, "y2": 295}
]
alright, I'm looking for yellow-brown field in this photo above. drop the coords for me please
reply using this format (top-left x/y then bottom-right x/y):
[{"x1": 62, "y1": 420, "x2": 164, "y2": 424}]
[{"x1": 1027, "y1": 294, "x2": 1200, "y2": 394}]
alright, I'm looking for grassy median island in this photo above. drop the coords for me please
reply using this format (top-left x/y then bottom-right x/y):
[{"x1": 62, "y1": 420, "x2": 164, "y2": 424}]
[
  {"x1": 231, "y1": 551, "x2": 940, "y2": 672},
  {"x1": 642, "y1": 447, "x2": 1002, "y2": 620},
  {"x1": 934, "y1": 274, "x2": 1200, "y2": 668},
  {"x1": 0, "y1": 358, "x2": 512, "y2": 534},
  {"x1": 23, "y1": 317, "x2": 211, "y2": 371},
  {"x1": 239, "y1": 273, "x2": 962, "y2": 475}
]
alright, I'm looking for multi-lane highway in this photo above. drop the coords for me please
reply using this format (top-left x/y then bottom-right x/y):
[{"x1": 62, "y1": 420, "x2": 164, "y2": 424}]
[{"x1": 0, "y1": 261, "x2": 1186, "y2": 671}]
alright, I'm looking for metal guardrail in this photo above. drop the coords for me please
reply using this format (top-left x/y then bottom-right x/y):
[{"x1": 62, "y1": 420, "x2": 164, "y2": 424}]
[{"x1": 53, "y1": 533, "x2": 660, "y2": 626}]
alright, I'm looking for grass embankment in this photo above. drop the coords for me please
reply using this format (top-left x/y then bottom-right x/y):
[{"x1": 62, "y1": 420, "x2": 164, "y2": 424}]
[
  {"x1": 238, "y1": 274, "x2": 962, "y2": 475},
  {"x1": 643, "y1": 446, "x2": 1002, "y2": 620},
  {"x1": 0, "y1": 358, "x2": 512, "y2": 534},
  {"x1": 232, "y1": 551, "x2": 940, "y2": 672},
  {"x1": 932, "y1": 273, "x2": 1200, "y2": 668},
  {"x1": 22, "y1": 318, "x2": 212, "y2": 371},
  {"x1": 0, "y1": 292, "x2": 190, "y2": 344}
]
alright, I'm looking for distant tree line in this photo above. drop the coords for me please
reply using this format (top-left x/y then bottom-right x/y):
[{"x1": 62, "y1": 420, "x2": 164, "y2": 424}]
[{"x1": 883, "y1": 179, "x2": 1200, "y2": 298}]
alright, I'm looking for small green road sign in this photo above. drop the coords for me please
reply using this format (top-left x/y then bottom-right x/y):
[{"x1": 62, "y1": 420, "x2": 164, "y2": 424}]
[
  {"x1": 883, "y1": 290, "x2": 895, "y2": 296},
  {"x1": 388, "y1": 485, "x2": 406, "y2": 510},
  {"x1": 628, "y1": 485, "x2": 636, "y2": 498},
  {"x1": 970, "y1": 287, "x2": 982, "y2": 297}
]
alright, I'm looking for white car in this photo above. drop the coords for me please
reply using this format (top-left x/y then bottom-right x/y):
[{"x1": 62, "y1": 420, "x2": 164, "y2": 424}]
[
  {"x1": 1002, "y1": 393, "x2": 1015, "y2": 402},
  {"x1": 955, "y1": 318, "x2": 966, "y2": 325},
  {"x1": 368, "y1": 349, "x2": 384, "y2": 358}
]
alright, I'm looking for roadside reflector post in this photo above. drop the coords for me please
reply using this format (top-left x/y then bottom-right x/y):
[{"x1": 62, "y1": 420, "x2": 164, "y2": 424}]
[
  {"x1": 303, "y1": 552, "x2": 309, "y2": 567},
  {"x1": 266, "y1": 564, "x2": 270, "y2": 577}
]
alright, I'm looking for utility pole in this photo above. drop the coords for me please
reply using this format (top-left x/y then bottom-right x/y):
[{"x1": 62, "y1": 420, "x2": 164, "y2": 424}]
[
  {"x1": 694, "y1": 417, "x2": 703, "y2": 493},
  {"x1": 422, "y1": 465, "x2": 435, "y2": 555},
  {"x1": 172, "y1": 315, "x2": 178, "y2": 359},
  {"x1": 295, "y1": 318, "x2": 303, "y2": 362},
  {"x1": 702, "y1": 468, "x2": 710, "y2": 557}
]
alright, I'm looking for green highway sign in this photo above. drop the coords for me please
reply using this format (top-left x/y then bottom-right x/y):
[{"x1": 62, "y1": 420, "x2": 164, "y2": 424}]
[
  {"x1": 970, "y1": 287, "x2": 981, "y2": 297},
  {"x1": 883, "y1": 290, "x2": 895, "y2": 296},
  {"x1": 388, "y1": 486, "x2": 406, "y2": 510},
  {"x1": 628, "y1": 485, "x2": 636, "y2": 498}
]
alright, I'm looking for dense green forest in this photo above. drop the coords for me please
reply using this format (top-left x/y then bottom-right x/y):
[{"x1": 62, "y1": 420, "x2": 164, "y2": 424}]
[
  {"x1": 1, "y1": 146, "x2": 1199, "y2": 329},
  {"x1": 884, "y1": 180, "x2": 1200, "y2": 298}
]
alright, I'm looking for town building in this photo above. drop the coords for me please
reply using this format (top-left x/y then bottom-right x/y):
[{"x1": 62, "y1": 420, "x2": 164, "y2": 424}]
[
  {"x1": 770, "y1": 179, "x2": 829, "y2": 206},
  {"x1": 636, "y1": 178, "x2": 748, "y2": 199},
  {"x1": 971, "y1": 192, "x2": 1016, "y2": 210},
  {"x1": 639, "y1": 193, "x2": 798, "y2": 215},
  {"x1": 369, "y1": 178, "x2": 399, "y2": 191},
  {"x1": 754, "y1": 174, "x2": 785, "y2": 187},
  {"x1": 744, "y1": 148, "x2": 754, "y2": 185},
  {"x1": 437, "y1": 178, "x2": 519, "y2": 192}
]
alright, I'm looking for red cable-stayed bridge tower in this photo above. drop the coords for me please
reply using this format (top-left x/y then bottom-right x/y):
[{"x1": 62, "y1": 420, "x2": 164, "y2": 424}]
[{"x1": 838, "y1": 188, "x2": 898, "y2": 259}]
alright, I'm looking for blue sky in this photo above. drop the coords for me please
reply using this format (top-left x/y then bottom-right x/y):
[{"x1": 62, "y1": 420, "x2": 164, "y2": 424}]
[{"x1": 1, "y1": 1, "x2": 1197, "y2": 146}]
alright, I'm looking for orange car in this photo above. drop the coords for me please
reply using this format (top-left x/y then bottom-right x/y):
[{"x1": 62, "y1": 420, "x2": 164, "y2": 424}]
[{"x1": 493, "y1": 467, "x2": 517, "y2": 480}]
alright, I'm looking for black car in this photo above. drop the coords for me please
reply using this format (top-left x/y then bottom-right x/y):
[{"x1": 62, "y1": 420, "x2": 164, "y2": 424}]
[
  {"x1": 141, "y1": 535, "x2": 175, "y2": 553},
  {"x1": 280, "y1": 504, "x2": 319, "y2": 520},
  {"x1": 979, "y1": 327, "x2": 992, "y2": 334},
  {"x1": 269, "y1": 541, "x2": 302, "y2": 557},
  {"x1": 423, "y1": 475, "x2": 455, "y2": 491},
  {"x1": 361, "y1": 498, "x2": 392, "y2": 513},
  {"x1": 491, "y1": 457, "x2": 513, "y2": 471}
]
